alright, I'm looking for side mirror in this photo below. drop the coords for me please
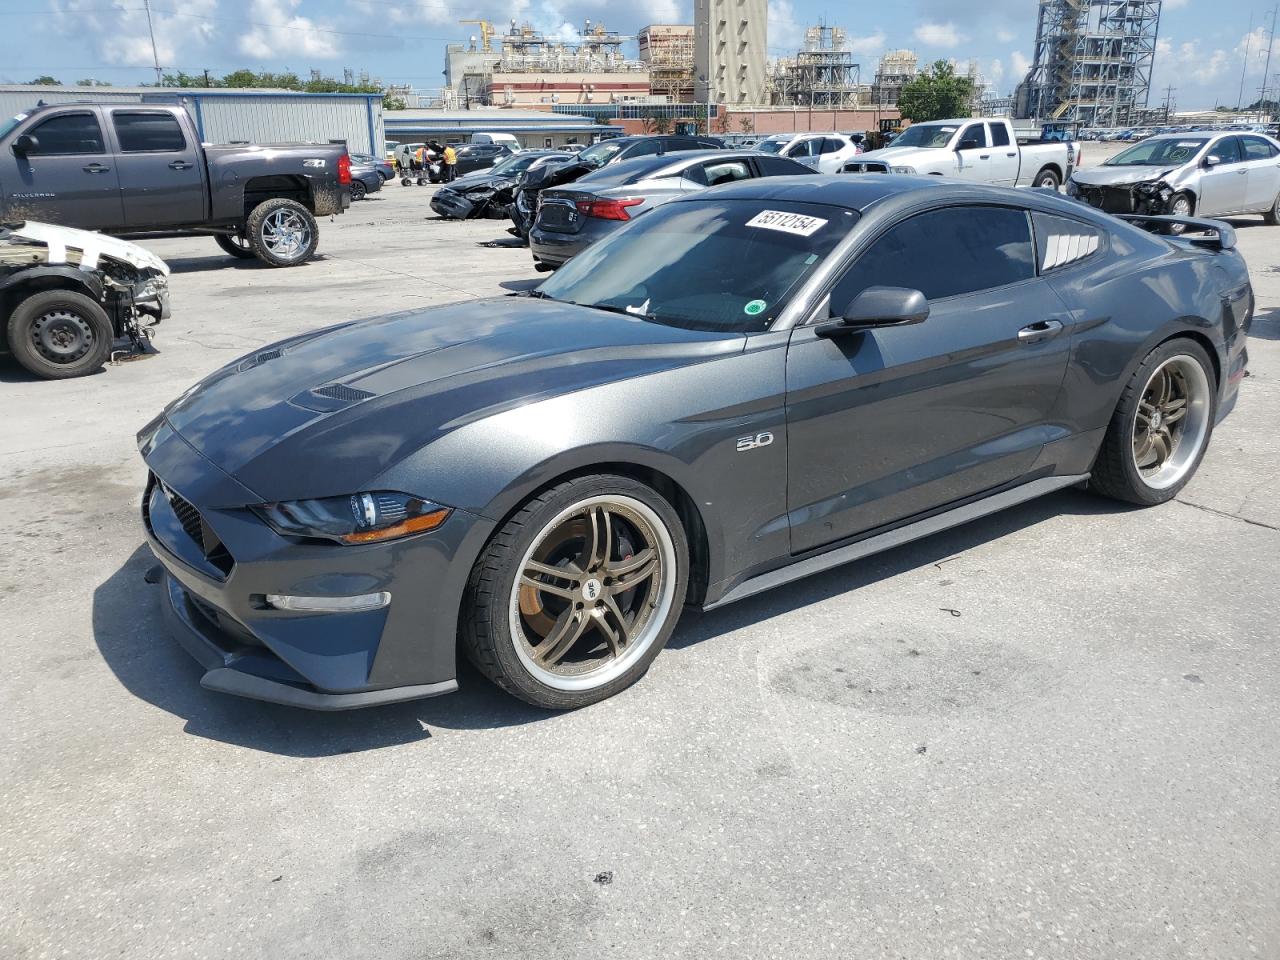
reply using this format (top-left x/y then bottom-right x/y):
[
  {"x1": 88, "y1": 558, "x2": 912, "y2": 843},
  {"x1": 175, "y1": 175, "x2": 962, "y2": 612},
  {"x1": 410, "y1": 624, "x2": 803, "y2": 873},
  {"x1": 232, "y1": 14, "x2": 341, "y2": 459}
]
[
  {"x1": 1202, "y1": 154, "x2": 1221, "y2": 168},
  {"x1": 957, "y1": 138, "x2": 980, "y2": 151},
  {"x1": 817, "y1": 286, "x2": 930, "y2": 338},
  {"x1": 12, "y1": 133, "x2": 37, "y2": 156}
]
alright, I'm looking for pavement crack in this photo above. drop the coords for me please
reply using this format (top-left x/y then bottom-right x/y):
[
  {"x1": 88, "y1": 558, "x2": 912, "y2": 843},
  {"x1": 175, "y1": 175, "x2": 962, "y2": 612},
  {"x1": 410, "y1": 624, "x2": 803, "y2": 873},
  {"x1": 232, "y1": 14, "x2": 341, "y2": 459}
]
[{"x1": 1175, "y1": 498, "x2": 1280, "y2": 532}]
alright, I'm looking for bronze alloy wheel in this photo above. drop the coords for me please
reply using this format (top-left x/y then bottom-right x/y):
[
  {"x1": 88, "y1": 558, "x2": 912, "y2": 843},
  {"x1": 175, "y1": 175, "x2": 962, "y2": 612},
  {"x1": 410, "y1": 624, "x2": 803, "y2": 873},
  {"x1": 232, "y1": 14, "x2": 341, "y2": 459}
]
[
  {"x1": 1131, "y1": 354, "x2": 1212, "y2": 490},
  {"x1": 508, "y1": 494, "x2": 678, "y2": 692}
]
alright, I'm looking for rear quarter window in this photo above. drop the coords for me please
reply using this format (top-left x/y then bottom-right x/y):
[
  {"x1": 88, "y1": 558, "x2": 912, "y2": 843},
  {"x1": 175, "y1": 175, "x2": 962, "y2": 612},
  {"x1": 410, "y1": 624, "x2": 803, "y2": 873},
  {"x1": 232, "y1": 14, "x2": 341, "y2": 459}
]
[{"x1": 1031, "y1": 212, "x2": 1105, "y2": 272}]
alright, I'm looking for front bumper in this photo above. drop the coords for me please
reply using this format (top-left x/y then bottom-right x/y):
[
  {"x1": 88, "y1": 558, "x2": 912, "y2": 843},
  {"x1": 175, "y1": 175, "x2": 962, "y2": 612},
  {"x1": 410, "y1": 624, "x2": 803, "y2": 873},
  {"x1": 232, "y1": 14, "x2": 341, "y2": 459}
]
[
  {"x1": 138, "y1": 416, "x2": 486, "y2": 709},
  {"x1": 430, "y1": 189, "x2": 476, "y2": 219}
]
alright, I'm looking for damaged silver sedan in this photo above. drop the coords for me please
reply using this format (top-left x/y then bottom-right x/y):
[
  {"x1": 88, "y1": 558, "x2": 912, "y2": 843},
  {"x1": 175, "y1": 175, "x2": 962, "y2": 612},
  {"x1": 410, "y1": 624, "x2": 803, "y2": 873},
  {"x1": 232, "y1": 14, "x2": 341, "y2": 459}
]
[
  {"x1": 1, "y1": 221, "x2": 169, "y2": 379},
  {"x1": 1068, "y1": 132, "x2": 1280, "y2": 231}
]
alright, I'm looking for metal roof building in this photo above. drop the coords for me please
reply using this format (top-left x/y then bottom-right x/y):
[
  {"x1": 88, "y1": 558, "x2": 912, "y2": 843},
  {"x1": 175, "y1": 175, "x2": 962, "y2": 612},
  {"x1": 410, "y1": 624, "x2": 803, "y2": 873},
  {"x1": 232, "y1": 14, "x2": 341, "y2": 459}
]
[
  {"x1": 383, "y1": 108, "x2": 622, "y2": 148},
  {"x1": 0, "y1": 85, "x2": 385, "y2": 155}
]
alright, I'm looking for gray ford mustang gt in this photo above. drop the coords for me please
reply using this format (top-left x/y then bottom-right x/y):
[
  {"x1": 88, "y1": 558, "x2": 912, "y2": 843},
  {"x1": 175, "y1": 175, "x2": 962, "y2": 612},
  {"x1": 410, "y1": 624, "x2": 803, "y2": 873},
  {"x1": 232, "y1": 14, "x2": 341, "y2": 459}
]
[{"x1": 138, "y1": 177, "x2": 1254, "y2": 711}]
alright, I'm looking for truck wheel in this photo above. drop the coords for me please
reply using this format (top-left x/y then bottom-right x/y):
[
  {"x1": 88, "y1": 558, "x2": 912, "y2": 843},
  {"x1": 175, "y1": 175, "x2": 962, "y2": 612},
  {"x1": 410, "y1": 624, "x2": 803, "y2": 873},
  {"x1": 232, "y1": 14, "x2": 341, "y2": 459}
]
[
  {"x1": 1033, "y1": 168, "x2": 1060, "y2": 189},
  {"x1": 245, "y1": 198, "x2": 319, "y2": 267},
  {"x1": 215, "y1": 233, "x2": 255, "y2": 259},
  {"x1": 7, "y1": 289, "x2": 113, "y2": 380}
]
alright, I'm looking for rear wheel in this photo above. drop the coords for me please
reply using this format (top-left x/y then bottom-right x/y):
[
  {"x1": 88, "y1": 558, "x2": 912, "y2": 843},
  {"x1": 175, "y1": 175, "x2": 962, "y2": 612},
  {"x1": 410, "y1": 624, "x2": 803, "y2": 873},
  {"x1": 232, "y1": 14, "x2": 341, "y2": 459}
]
[
  {"x1": 463, "y1": 476, "x2": 688, "y2": 709},
  {"x1": 7, "y1": 289, "x2": 113, "y2": 380},
  {"x1": 1033, "y1": 167, "x2": 1060, "y2": 189},
  {"x1": 1264, "y1": 191, "x2": 1280, "y2": 225},
  {"x1": 215, "y1": 233, "x2": 255, "y2": 259},
  {"x1": 350, "y1": 179, "x2": 367, "y2": 201},
  {"x1": 1090, "y1": 339, "x2": 1216, "y2": 506},
  {"x1": 245, "y1": 198, "x2": 318, "y2": 267}
]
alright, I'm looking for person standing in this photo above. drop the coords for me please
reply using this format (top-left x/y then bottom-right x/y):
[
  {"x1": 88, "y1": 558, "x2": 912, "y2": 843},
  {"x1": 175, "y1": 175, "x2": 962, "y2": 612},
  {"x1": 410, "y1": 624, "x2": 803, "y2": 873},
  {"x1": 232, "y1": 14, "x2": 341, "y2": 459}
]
[{"x1": 443, "y1": 143, "x2": 458, "y2": 182}]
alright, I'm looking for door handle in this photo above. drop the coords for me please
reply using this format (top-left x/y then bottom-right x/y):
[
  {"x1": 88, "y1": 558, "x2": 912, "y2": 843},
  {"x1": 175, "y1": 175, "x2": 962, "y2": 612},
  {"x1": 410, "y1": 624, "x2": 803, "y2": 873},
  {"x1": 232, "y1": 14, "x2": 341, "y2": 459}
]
[
  {"x1": 1018, "y1": 319, "x2": 1064, "y2": 343},
  {"x1": 1237, "y1": 169, "x2": 1248, "y2": 175},
  {"x1": 169, "y1": 160, "x2": 193, "y2": 170},
  {"x1": 980, "y1": 154, "x2": 990, "y2": 159},
  {"x1": 82, "y1": 163, "x2": 110, "y2": 173},
  {"x1": 1007, "y1": 152, "x2": 1017, "y2": 157}
]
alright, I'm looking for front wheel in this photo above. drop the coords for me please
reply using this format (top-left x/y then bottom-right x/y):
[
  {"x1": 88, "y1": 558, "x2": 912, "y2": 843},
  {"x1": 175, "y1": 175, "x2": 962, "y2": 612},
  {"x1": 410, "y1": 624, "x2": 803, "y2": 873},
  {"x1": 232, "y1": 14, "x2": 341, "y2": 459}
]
[
  {"x1": 463, "y1": 476, "x2": 689, "y2": 709},
  {"x1": 1165, "y1": 192, "x2": 1194, "y2": 235},
  {"x1": 215, "y1": 232, "x2": 255, "y2": 259},
  {"x1": 6, "y1": 289, "x2": 114, "y2": 380},
  {"x1": 1264, "y1": 191, "x2": 1280, "y2": 225},
  {"x1": 245, "y1": 197, "x2": 319, "y2": 267},
  {"x1": 1089, "y1": 339, "x2": 1217, "y2": 506},
  {"x1": 1033, "y1": 167, "x2": 1060, "y2": 189}
]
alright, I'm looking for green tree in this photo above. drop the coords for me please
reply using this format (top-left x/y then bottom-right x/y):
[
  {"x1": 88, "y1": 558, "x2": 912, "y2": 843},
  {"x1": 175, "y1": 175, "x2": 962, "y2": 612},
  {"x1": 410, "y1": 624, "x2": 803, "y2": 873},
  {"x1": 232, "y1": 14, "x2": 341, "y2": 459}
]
[
  {"x1": 896, "y1": 60, "x2": 975, "y2": 123},
  {"x1": 28, "y1": 75, "x2": 59, "y2": 85},
  {"x1": 382, "y1": 95, "x2": 407, "y2": 111},
  {"x1": 652, "y1": 112, "x2": 673, "y2": 135},
  {"x1": 76, "y1": 78, "x2": 112, "y2": 87}
]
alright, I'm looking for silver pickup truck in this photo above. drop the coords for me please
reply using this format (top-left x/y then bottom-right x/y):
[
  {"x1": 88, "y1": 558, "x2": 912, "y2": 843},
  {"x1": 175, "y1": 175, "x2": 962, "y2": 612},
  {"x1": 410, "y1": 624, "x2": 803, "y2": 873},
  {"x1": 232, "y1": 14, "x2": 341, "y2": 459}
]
[
  {"x1": 0, "y1": 102, "x2": 351, "y2": 266},
  {"x1": 844, "y1": 117, "x2": 1080, "y2": 190}
]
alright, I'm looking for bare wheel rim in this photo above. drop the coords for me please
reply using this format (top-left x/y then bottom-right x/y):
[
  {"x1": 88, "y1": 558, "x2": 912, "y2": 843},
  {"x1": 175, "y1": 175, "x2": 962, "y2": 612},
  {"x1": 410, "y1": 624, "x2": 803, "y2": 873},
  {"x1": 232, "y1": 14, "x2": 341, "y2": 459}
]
[
  {"x1": 509, "y1": 494, "x2": 677, "y2": 692},
  {"x1": 1131, "y1": 354, "x2": 1211, "y2": 490},
  {"x1": 31, "y1": 308, "x2": 94, "y2": 363},
  {"x1": 260, "y1": 209, "x2": 311, "y2": 261},
  {"x1": 226, "y1": 233, "x2": 250, "y2": 251}
]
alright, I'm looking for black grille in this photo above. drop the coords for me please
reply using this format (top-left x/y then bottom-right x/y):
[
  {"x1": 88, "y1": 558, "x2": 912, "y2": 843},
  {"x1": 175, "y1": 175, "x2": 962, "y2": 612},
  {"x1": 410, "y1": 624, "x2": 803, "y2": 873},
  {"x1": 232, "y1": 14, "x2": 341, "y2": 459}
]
[
  {"x1": 238, "y1": 348, "x2": 283, "y2": 372},
  {"x1": 166, "y1": 486, "x2": 205, "y2": 550},
  {"x1": 1080, "y1": 185, "x2": 1135, "y2": 214},
  {"x1": 313, "y1": 383, "x2": 374, "y2": 403},
  {"x1": 845, "y1": 162, "x2": 888, "y2": 173},
  {"x1": 154, "y1": 477, "x2": 235, "y2": 578}
]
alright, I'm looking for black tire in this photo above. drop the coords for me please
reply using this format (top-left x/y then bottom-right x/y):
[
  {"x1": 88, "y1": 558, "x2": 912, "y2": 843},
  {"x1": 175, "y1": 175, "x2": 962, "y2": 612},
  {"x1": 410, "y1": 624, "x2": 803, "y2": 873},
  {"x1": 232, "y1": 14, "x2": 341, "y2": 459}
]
[
  {"x1": 1033, "y1": 167, "x2": 1060, "y2": 189},
  {"x1": 401, "y1": 176, "x2": 412, "y2": 186},
  {"x1": 7, "y1": 289, "x2": 113, "y2": 380},
  {"x1": 214, "y1": 233, "x2": 255, "y2": 259},
  {"x1": 1264, "y1": 191, "x2": 1280, "y2": 226},
  {"x1": 1089, "y1": 338, "x2": 1217, "y2": 506},
  {"x1": 1164, "y1": 192, "x2": 1194, "y2": 235},
  {"x1": 245, "y1": 197, "x2": 318, "y2": 267},
  {"x1": 350, "y1": 179, "x2": 367, "y2": 201},
  {"x1": 462, "y1": 475, "x2": 689, "y2": 709}
]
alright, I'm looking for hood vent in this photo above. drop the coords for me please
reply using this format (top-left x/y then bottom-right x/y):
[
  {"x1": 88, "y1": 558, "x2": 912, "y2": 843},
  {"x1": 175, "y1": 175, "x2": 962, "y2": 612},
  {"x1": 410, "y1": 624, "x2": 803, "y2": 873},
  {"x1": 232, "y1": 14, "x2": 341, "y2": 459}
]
[
  {"x1": 238, "y1": 347, "x2": 284, "y2": 372},
  {"x1": 288, "y1": 382, "x2": 377, "y2": 413}
]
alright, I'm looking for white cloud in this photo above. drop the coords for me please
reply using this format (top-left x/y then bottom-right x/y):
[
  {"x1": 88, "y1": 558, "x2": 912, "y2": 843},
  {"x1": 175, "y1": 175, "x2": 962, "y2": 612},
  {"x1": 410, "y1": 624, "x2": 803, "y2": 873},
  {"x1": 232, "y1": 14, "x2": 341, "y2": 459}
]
[
  {"x1": 238, "y1": 0, "x2": 341, "y2": 59},
  {"x1": 846, "y1": 31, "x2": 886, "y2": 57},
  {"x1": 52, "y1": 0, "x2": 217, "y2": 68},
  {"x1": 987, "y1": 57, "x2": 1005, "y2": 88},
  {"x1": 995, "y1": 28, "x2": 1016, "y2": 43},
  {"x1": 768, "y1": 0, "x2": 804, "y2": 53},
  {"x1": 1010, "y1": 50, "x2": 1031, "y2": 78},
  {"x1": 914, "y1": 22, "x2": 965, "y2": 49}
]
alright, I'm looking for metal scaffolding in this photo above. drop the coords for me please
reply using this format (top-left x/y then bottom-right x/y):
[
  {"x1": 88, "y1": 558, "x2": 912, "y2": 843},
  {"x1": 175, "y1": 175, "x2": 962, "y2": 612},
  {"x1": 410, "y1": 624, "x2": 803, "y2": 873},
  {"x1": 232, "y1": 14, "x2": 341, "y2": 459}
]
[
  {"x1": 771, "y1": 26, "x2": 864, "y2": 108},
  {"x1": 1022, "y1": 0, "x2": 1162, "y2": 126}
]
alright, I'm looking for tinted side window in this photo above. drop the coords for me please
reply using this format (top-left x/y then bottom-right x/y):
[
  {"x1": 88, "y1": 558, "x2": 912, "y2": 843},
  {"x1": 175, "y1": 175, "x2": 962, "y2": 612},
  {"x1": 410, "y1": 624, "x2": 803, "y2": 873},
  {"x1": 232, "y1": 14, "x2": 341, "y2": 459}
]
[
  {"x1": 1213, "y1": 137, "x2": 1243, "y2": 164},
  {"x1": 28, "y1": 113, "x2": 104, "y2": 155},
  {"x1": 113, "y1": 112, "x2": 186, "y2": 152},
  {"x1": 831, "y1": 206, "x2": 1035, "y2": 309},
  {"x1": 958, "y1": 123, "x2": 988, "y2": 149},
  {"x1": 989, "y1": 123, "x2": 1011, "y2": 147},
  {"x1": 1242, "y1": 135, "x2": 1278, "y2": 160},
  {"x1": 624, "y1": 140, "x2": 663, "y2": 159},
  {"x1": 820, "y1": 138, "x2": 845, "y2": 154},
  {"x1": 755, "y1": 155, "x2": 814, "y2": 176}
]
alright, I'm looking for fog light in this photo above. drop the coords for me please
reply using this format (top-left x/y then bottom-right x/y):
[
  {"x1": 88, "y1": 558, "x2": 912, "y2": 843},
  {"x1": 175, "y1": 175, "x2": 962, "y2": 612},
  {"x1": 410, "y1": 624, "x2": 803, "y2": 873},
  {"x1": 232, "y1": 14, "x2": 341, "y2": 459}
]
[{"x1": 266, "y1": 592, "x2": 390, "y2": 612}]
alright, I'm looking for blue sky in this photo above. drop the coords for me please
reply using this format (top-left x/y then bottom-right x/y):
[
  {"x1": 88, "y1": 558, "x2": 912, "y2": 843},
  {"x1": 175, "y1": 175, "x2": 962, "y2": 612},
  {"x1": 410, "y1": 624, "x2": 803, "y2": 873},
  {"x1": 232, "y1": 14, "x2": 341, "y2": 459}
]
[{"x1": 0, "y1": 0, "x2": 1265, "y2": 110}]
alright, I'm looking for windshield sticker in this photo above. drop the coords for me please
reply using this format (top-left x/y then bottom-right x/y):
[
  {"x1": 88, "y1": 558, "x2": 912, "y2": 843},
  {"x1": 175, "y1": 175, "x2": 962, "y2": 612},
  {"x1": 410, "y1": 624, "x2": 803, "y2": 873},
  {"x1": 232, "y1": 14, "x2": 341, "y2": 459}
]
[
  {"x1": 1175, "y1": 141, "x2": 1202, "y2": 148},
  {"x1": 746, "y1": 210, "x2": 829, "y2": 237},
  {"x1": 744, "y1": 299, "x2": 767, "y2": 316}
]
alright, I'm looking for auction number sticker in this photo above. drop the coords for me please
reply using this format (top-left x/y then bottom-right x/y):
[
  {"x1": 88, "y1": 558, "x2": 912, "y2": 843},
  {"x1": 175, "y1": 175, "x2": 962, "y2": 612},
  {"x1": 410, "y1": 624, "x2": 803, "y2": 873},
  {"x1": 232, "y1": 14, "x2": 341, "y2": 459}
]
[{"x1": 745, "y1": 210, "x2": 828, "y2": 237}]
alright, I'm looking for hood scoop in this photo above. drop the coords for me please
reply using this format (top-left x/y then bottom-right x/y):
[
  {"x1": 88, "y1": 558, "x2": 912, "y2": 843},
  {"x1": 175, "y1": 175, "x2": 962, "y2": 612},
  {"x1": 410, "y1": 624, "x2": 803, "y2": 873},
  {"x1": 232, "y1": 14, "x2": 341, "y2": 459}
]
[
  {"x1": 238, "y1": 347, "x2": 284, "y2": 372},
  {"x1": 290, "y1": 382, "x2": 377, "y2": 413}
]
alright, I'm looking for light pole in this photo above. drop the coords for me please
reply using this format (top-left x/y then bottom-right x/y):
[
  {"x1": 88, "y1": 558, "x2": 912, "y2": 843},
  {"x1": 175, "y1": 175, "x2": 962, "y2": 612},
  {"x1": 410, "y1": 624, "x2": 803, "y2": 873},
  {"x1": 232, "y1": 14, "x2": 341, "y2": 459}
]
[{"x1": 142, "y1": 0, "x2": 162, "y2": 85}]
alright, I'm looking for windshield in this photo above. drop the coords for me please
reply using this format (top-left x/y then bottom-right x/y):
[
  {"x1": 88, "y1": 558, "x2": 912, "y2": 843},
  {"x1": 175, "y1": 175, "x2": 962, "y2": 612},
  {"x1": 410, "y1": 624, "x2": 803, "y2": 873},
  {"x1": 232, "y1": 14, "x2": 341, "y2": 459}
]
[
  {"x1": 578, "y1": 140, "x2": 625, "y2": 168},
  {"x1": 491, "y1": 153, "x2": 541, "y2": 176},
  {"x1": 537, "y1": 199, "x2": 856, "y2": 333},
  {"x1": 1106, "y1": 138, "x2": 1208, "y2": 166},
  {"x1": 756, "y1": 139, "x2": 786, "y2": 154},
  {"x1": 891, "y1": 123, "x2": 960, "y2": 148},
  {"x1": 0, "y1": 113, "x2": 26, "y2": 141}
]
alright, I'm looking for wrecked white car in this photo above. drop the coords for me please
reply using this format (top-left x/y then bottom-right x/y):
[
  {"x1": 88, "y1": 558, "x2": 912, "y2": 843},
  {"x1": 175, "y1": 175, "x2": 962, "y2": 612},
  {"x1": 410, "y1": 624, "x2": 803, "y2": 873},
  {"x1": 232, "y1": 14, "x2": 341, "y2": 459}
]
[
  {"x1": 1068, "y1": 132, "x2": 1280, "y2": 231},
  {"x1": 1, "y1": 221, "x2": 169, "y2": 379}
]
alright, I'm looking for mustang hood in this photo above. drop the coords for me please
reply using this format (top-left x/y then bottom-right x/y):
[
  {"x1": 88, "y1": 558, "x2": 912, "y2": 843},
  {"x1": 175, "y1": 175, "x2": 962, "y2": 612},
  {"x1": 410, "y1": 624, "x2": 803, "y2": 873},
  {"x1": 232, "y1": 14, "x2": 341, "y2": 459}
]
[
  {"x1": 1071, "y1": 164, "x2": 1177, "y2": 187},
  {"x1": 159, "y1": 297, "x2": 745, "y2": 502}
]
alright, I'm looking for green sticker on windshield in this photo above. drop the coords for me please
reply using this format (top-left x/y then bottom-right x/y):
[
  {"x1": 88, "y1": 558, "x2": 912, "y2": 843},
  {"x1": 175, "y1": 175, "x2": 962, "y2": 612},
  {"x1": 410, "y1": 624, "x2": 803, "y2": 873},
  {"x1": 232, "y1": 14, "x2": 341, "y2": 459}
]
[{"x1": 744, "y1": 299, "x2": 767, "y2": 316}]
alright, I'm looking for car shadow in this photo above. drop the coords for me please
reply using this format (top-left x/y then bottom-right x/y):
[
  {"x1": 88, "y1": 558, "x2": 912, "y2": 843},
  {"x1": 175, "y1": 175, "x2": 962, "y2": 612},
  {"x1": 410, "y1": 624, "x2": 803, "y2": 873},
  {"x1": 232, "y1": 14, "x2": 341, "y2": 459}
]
[
  {"x1": 94, "y1": 489, "x2": 1127, "y2": 756},
  {"x1": 669, "y1": 488, "x2": 1129, "y2": 650},
  {"x1": 92, "y1": 545, "x2": 550, "y2": 756}
]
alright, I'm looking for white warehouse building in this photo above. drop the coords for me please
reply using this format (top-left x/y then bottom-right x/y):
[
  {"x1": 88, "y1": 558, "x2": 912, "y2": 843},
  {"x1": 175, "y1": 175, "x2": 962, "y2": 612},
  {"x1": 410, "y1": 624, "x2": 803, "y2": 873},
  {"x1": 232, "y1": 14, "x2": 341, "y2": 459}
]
[{"x1": 0, "y1": 85, "x2": 385, "y2": 155}]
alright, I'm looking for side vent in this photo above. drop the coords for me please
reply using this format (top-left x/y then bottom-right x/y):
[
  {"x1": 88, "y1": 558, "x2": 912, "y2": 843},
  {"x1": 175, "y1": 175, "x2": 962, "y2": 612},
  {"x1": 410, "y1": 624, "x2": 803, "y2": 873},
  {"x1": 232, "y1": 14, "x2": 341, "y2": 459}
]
[
  {"x1": 313, "y1": 383, "x2": 375, "y2": 403},
  {"x1": 289, "y1": 382, "x2": 377, "y2": 413},
  {"x1": 237, "y1": 347, "x2": 284, "y2": 372}
]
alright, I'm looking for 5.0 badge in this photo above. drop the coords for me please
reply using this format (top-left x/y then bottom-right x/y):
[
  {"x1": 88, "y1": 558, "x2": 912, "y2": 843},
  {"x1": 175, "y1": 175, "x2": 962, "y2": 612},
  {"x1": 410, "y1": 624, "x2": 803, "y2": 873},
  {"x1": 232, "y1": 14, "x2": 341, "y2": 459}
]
[{"x1": 736, "y1": 432, "x2": 774, "y2": 452}]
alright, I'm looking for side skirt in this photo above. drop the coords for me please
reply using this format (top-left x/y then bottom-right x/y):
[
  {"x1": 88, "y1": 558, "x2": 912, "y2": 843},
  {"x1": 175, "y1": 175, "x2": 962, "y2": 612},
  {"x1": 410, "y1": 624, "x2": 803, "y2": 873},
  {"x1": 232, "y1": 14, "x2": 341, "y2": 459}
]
[{"x1": 704, "y1": 473, "x2": 1090, "y2": 611}]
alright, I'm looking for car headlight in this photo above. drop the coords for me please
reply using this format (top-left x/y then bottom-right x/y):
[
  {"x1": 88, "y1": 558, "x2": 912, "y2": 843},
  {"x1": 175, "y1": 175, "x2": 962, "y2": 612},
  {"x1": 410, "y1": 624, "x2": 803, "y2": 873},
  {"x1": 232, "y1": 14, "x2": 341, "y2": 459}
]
[
  {"x1": 254, "y1": 492, "x2": 452, "y2": 545},
  {"x1": 890, "y1": 165, "x2": 916, "y2": 174},
  {"x1": 134, "y1": 276, "x2": 167, "y2": 300}
]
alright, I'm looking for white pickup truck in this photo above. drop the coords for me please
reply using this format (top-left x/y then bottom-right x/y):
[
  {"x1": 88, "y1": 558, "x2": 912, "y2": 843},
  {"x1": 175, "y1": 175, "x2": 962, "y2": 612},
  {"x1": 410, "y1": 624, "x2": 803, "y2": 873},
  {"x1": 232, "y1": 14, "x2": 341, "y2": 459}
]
[{"x1": 844, "y1": 117, "x2": 1080, "y2": 189}]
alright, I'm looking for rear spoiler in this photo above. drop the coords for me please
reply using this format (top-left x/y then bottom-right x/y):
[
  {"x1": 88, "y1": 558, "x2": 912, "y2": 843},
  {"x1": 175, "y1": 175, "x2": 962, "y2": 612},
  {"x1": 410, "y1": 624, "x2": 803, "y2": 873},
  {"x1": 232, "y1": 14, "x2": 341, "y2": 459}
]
[{"x1": 1115, "y1": 214, "x2": 1236, "y2": 251}]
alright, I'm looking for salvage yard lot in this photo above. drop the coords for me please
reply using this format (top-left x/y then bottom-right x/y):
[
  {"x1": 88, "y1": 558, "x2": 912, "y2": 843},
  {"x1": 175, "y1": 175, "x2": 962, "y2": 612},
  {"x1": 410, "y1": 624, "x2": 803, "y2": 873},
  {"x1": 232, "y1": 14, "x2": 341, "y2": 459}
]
[{"x1": 2, "y1": 181, "x2": 1279, "y2": 958}]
